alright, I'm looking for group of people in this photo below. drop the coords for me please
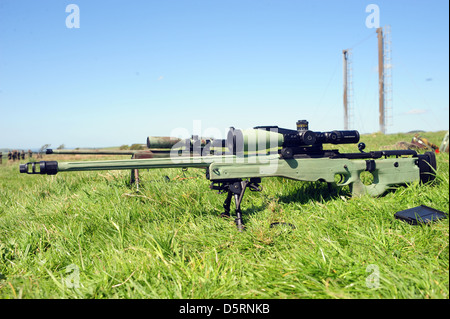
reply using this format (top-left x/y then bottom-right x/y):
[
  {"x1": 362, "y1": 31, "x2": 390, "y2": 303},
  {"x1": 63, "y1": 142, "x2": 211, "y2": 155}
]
[{"x1": 7, "y1": 150, "x2": 33, "y2": 161}]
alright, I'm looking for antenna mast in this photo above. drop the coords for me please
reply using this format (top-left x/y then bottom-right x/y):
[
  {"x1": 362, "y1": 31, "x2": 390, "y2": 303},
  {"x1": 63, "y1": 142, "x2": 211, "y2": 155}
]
[
  {"x1": 383, "y1": 25, "x2": 393, "y2": 132},
  {"x1": 377, "y1": 25, "x2": 393, "y2": 134},
  {"x1": 343, "y1": 49, "x2": 354, "y2": 130}
]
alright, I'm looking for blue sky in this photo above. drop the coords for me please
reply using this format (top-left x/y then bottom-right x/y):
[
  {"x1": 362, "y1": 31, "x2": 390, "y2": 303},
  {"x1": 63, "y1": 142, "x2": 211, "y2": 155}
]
[{"x1": 0, "y1": 0, "x2": 448, "y2": 149}]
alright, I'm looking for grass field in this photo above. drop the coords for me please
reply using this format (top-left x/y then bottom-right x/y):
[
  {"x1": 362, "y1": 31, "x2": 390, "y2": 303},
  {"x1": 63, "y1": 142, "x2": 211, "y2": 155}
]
[{"x1": 0, "y1": 131, "x2": 448, "y2": 299}]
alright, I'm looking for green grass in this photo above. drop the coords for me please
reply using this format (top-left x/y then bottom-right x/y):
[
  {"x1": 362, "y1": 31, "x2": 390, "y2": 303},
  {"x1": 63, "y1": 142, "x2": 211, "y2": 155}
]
[{"x1": 0, "y1": 132, "x2": 448, "y2": 299}]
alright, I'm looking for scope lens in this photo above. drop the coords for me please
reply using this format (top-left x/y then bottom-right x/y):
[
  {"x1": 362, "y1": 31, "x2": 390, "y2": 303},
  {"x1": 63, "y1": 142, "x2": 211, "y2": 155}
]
[{"x1": 324, "y1": 130, "x2": 360, "y2": 144}]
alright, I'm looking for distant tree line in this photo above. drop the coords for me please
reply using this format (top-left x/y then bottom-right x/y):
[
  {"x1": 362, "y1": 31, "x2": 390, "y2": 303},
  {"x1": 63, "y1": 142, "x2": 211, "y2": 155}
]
[{"x1": 119, "y1": 144, "x2": 144, "y2": 150}]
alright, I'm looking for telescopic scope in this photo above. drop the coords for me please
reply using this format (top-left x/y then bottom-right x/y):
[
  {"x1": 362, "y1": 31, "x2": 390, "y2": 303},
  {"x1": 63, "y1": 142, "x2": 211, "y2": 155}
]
[{"x1": 226, "y1": 120, "x2": 360, "y2": 157}]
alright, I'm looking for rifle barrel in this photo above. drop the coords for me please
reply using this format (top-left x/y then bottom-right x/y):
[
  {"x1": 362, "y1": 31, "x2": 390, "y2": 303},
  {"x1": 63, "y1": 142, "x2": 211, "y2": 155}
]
[{"x1": 20, "y1": 155, "x2": 228, "y2": 175}]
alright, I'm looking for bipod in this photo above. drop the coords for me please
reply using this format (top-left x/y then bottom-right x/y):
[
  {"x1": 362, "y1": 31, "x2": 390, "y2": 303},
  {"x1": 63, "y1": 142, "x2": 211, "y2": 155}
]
[
  {"x1": 210, "y1": 178, "x2": 262, "y2": 231},
  {"x1": 129, "y1": 153, "x2": 142, "y2": 191}
]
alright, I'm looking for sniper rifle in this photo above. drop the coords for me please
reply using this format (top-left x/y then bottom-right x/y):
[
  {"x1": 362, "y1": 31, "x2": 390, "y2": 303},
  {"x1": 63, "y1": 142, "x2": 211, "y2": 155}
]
[{"x1": 20, "y1": 120, "x2": 437, "y2": 231}]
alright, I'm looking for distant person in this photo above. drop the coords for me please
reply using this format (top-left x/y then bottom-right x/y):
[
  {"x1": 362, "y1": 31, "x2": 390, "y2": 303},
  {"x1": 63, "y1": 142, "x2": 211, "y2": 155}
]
[
  {"x1": 21, "y1": 150, "x2": 25, "y2": 160},
  {"x1": 8, "y1": 151, "x2": 12, "y2": 160},
  {"x1": 28, "y1": 149, "x2": 33, "y2": 158}
]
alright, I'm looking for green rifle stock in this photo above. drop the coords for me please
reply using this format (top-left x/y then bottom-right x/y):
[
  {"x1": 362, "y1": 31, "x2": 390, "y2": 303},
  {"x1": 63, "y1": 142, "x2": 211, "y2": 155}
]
[{"x1": 20, "y1": 121, "x2": 437, "y2": 231}]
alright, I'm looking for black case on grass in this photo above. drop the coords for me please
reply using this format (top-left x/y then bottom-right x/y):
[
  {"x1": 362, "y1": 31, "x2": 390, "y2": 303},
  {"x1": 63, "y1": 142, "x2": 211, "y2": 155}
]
[{"x1": 394, "y1": 205, "x2": 447, "y2": 225}]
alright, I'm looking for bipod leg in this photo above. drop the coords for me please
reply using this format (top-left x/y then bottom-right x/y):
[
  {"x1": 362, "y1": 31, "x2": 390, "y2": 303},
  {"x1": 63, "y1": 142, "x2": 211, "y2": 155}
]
[
  {"x1": 211, "y1": 178, "x2": 261, "y2": 231},
  {"x1": 232, "y1": 180, "x2": 249, "y2": 232},
  {"x1": 130, "y1": 169, "x2": 140, "y2": 190},
  {"x1": 212, "y1": 179, "x2": 247, "y2": 229},
  {"x1": 221, "y1": 191, "x2": 233, "y2": 218},
  {"x1": 234, "y1": 192, "x2": 244, "y2": 231},
  {"x1": 134, "y1": 169, "x2": 140, "y2": 191},
  {"x1": 129, "y1": 154, "x2": 140, "y2": 191},
  {"x1": 130, "y1": 169, "x2": 135, "y2": 185},
  {"x1": 210, "y1": 180, "x2": 236, "y2": 218}
]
